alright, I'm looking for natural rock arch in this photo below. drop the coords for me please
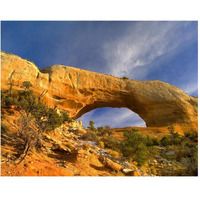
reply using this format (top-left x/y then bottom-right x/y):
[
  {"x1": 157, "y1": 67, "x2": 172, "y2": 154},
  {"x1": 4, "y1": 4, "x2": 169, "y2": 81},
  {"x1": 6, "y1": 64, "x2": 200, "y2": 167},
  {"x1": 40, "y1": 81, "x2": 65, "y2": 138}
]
[{"x1": 1, "y1": 52, "x2": 198, "y2": 133}]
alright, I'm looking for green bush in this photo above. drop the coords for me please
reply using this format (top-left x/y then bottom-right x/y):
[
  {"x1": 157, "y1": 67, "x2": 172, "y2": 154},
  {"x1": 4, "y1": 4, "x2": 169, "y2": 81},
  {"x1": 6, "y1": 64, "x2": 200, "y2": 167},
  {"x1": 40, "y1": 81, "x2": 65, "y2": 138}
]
[
  {"x1": 184, "y1": 132, "x2": 192, "y2": 139},
  {"x1": 97, "y1": 126, "x2": 104, "y2": 135},
  {"x1": 62, "y1": 112, "x2": 72, "y2": 122},
  {"x1": 1, "y1": 90, "x2": 18, "y2": 107},
  {"x1": 152, "y1": 138, "x2": 160, "y2": 146},
  {"x1": 173, "y1": 137, "x2": 183, "y2": 145},
  {"x1": 146, "y1": 135, "x2": 153, "y2": 146},
  {"x1": 45, "y1": 108, "x2": 63, "y2": 131},
  {"x1": 102, "y1": 135, "x2": 121, "y2": 151},
  {"x1": 160, "y1": 136, "x2": 172, "y2": 146},
  {"x1": 82, "y1": 131, "x2": 99, "y2": 142},
  {"x1": 122, "y1": 129, "x2": 148, "y2": 166},
  {"x1": 1, "y1": 88, "x2": 70, "y2": 133}
]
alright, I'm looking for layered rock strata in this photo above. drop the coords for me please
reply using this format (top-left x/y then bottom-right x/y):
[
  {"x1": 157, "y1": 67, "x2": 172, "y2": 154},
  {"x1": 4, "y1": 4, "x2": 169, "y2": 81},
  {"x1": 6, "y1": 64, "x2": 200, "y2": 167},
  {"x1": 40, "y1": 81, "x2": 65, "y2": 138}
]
[{"x1": 1, "y1": 52, "x2": 198, "y2": 133}]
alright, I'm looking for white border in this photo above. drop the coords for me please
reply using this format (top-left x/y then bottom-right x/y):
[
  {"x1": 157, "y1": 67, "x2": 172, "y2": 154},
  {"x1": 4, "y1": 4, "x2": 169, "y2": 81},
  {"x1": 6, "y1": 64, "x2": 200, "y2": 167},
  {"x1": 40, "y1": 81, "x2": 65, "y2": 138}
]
[{"x1": 0, "y1": 1, "x2": 199, "y2": 200}]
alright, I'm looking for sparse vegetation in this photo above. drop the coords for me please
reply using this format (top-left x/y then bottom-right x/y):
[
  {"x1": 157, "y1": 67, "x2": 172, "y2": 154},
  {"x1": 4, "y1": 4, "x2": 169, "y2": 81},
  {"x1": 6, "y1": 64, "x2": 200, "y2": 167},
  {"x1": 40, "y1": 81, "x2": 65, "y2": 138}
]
[
  {"x1": 1, "y1": 79, "x2": 197, "y2": 175},
  {"x1": 160, "y1": 136, "x2": 172, "y2": 146},
  {"x1": 81, "y1": 130, "x2": 99, "y2": 142},
  {"x1": 1, "y1": 81, "x2": 73, "y2": 164},
  {"x1": 83, "y1": 124, "x2": 198, "y2": 175}
]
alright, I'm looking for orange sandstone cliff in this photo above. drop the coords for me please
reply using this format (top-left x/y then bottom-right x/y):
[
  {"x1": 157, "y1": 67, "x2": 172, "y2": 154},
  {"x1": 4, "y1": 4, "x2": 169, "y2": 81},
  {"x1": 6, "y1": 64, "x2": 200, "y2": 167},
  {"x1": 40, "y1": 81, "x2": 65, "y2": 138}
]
[{"x1": 1, "y1": 51, "x2": 198, "y2": 133}]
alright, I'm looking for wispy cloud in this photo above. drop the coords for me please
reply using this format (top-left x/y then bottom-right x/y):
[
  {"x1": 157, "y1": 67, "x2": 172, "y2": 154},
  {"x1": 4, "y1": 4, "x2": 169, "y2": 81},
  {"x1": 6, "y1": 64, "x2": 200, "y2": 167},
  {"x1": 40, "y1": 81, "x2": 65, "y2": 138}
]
[
  {"x1": 103, "y1": 22, "x2": 196, "y2": 79},
  {"x1": 2, "y1": 21, "x2": 197, "y2": 128},
  {"x1": 179, "y1": 81, "x2": 198, "y2": 96},
  {"x1": 78, "y1": 108, "x2": 146, "y2": 128}
]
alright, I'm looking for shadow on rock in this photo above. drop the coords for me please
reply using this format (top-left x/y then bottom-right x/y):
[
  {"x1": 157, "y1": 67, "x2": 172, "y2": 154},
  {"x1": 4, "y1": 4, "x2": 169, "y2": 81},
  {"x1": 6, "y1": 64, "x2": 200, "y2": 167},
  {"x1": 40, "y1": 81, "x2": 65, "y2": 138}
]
[{"x1": 47, "y1": 149, "x2": 78, "y2": 163}]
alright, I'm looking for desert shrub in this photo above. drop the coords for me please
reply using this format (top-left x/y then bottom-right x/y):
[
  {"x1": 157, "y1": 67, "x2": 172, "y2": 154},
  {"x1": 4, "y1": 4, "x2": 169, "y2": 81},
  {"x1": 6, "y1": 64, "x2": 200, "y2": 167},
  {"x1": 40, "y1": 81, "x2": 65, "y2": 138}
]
[
  {"x1": 187, "y1": 147, "x2": 198, "y2": 176},
  {"x1": 184, "y1": 132, "x2": 192, "y2": 139},
  {"x1": 1, "y1": 87, "x2": 69, "y2": 134},
  {"x1": 45, "y1": 108, "x2": 63, "y2": 131},
  {"x1": 62, "y1": 112, "x2": 73, "y2": 123},
  {"x1": 1, "y1": 90, "x2": 18, "y2": 107},
  {"x1": 122, "y1": 129, "x2": 148, "y2": 166},
  {"x1": 170, "y1": 131, "x2": 180, "y2": 138},
  {"x1": 122, "y1": 76, "x2": 129, "y2": 80},
  {"x1": 184, "y1": 132, "x2": 198, "y2": 142},
  {"x1": 185, "y1": 142, "x2": 196, "y2": 148},
  {"x1": 97, "y1": 126, "x2": 104, "y2": 136},
  {"x1": 102, "y1": 135, "x2": 121, "y2": 151},
  {"x1": 173, "y1": 144, "x2": 198, "y2": 176},
  {"x1": 172, "y1": 136, "x2": 183, "y2": 145},
  {"x1": 146, "y1": 135, "x2": 153, "y2": 146},
  {"x1": 104, "y1": 125, "x2": 112, "y2": 135},
  {"x1": 160, "y1": 136, "x2": 172, "y2": 147},
  {"x1": 17, "y1": 90, "x2": 37, "y2": 113},
  {"x1": 169, "y1": 131, "x2": 184, "y2": 145},
  {"x1": 148, "y1": 146, "x2": 159, "y2": 156},
  {"x1": 1, "y1": 86, "x2": 73, "y2": 164},
  {"x1": 152, "y1": 138, "x2": 160, "y2": 146},
  {"x1": 4, "y1": 96, "x2": 18, "y2": 107},
  {"x1": 81, "y1": 130, "x2": 99, "y2": 142}
]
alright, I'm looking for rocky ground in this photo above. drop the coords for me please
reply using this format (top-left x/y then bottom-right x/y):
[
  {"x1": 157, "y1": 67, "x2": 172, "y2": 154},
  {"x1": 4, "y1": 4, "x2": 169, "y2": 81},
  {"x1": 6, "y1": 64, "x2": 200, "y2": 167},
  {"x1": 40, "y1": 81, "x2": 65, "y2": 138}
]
[
  {"x1": 1, "y1": 107, "x2": 194, "y2": 176},
  {"x1": 1, "y1": 118, "x2": 153, "y2": 176}
]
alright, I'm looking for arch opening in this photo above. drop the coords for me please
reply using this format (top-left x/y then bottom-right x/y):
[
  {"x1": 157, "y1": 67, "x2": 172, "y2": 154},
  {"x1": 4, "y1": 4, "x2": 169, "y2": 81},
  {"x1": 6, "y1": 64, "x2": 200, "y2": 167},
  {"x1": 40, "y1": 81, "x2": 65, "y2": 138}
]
[{"x1": 77, "y1": 107, "x2": 146, "y2": 128}]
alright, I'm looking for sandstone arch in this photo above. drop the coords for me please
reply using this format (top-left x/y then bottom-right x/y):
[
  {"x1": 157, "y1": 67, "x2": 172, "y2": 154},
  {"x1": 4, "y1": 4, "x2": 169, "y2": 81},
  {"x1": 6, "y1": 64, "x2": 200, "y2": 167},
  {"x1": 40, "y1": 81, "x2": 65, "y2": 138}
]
[{"x1": 1, "y1": 52, "x2": 198, "y2": 133}]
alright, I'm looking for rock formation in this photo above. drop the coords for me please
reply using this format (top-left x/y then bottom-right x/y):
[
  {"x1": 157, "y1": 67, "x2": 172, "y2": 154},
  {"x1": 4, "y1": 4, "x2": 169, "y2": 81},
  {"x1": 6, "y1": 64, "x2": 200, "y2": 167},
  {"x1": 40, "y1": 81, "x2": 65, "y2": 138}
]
[{"x1": 1, "y1": 51, "x2": 198, "y2": 133}]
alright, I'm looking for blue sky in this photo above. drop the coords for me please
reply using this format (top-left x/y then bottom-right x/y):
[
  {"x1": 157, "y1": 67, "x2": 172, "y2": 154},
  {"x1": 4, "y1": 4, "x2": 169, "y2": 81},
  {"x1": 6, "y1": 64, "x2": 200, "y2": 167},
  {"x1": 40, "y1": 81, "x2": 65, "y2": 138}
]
[{"x1": 1, "y1": 21, "x2": 198, "y2": 128}]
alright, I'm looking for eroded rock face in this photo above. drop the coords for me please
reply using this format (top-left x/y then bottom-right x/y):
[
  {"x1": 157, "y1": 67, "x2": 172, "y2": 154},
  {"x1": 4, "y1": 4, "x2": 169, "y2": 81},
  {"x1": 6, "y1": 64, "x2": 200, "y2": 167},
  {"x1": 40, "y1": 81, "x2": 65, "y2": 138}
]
[{"x1": 1, "y1": 52, "x2": 198, "y2": 133}]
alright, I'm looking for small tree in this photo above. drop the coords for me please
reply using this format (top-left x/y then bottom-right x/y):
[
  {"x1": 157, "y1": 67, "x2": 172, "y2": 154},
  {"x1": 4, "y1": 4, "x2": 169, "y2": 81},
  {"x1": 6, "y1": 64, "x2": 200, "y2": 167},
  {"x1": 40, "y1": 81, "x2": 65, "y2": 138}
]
[
  {"x1": 87, "y1": 120, "x2": 96, "y2": 132},
  {"x1": 14, "y1": 114, "x2": 40, "y2": 164}
]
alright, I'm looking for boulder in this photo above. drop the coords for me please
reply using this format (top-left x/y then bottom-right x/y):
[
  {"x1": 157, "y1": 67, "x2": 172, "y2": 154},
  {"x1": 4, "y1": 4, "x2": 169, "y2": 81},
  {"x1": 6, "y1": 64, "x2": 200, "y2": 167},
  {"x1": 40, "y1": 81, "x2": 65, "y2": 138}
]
[{"x1": 104, "y1": 158, "x2": 123, "y2": 172}]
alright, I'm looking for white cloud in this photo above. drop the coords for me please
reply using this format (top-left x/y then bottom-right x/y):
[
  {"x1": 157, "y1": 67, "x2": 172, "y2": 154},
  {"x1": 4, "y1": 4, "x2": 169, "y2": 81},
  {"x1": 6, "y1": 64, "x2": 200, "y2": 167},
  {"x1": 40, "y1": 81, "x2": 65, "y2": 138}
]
[{"x1": 103, "y1": 22, "x2": 195, "y2": 79}]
